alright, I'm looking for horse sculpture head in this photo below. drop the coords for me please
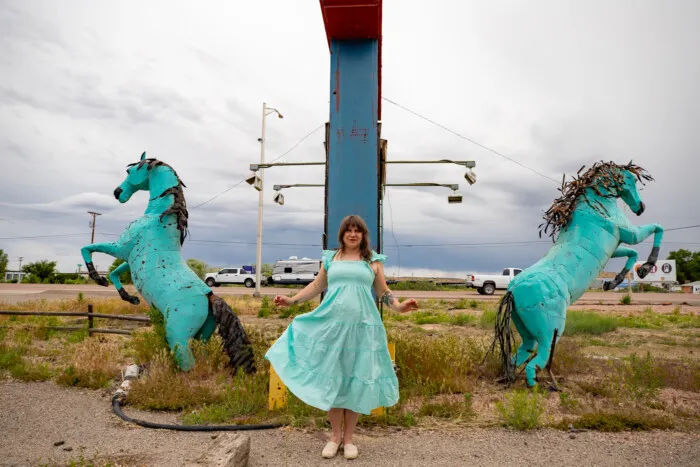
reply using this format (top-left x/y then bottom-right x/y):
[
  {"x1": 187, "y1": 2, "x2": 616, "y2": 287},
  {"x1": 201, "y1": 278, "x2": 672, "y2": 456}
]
[
  {"x1": 539, "y1": 161, "x2": 653, "y2": 240},
  {"x1": 114, "y1": 151, "x2": 154, "y2": 203},
  {"x1": 112, "y1": 151, "x2": 189, "y2": 244},
  {"x1": 601, "y1": 162, "x2": 648, "y2": 216}
]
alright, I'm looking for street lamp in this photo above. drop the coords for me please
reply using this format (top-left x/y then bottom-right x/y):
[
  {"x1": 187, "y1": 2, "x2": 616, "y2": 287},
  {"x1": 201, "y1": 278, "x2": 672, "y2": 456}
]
[
  {"x1": 253, "y1": 102, "x2": 283, "y2": 297},
  {"x1": 271, "y1": 184, "x2": 323, "y2": 205}
]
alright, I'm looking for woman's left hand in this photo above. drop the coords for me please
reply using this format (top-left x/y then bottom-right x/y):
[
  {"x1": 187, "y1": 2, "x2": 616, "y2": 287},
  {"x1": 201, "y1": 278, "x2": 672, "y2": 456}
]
[{"x1": 398, "y1": 298, "x2": 419, "y2": 313}]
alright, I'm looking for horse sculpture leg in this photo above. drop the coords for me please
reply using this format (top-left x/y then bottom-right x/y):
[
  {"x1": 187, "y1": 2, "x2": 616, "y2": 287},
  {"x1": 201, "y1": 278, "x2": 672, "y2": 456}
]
[
  {"x1": 163, "y1": 295, "x2": 210, "y2": 371},
  {"x1": 517, "y1": 294, "x2": 567, "y2": 390},
  {"x1": 511, "y1": 312, "x2": 537, "y2": 367},
  {"x1": 194, "y1": 311, "x2": 217, "y2": 341},
  {"x1": 525, "y1": 329, "x2": 558, "y2": 390},
  {"x1": 108, "y1": 262, "x2": 140, "y2": 305},
  {"x1": 619, "y1": 223, "x2": 664, "y2": 278},
  {"x1": 80, "y1": 241, "x2": 121, "y2": 287},
  {"x1": 604, "y1": 246, "x2": 638, "y2": 291}
]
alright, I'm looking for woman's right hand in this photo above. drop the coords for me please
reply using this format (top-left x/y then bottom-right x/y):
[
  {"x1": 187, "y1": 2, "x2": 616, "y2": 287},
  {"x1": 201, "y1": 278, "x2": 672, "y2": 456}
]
[{"x1": 274, "y1": 295, "x2": 294, "y2": 308}]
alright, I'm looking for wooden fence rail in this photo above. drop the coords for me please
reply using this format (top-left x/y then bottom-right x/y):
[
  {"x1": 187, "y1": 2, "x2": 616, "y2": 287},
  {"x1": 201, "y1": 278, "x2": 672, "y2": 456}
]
[{"x1": 0, "y1": 304, "x2": 151, "y2": 335}]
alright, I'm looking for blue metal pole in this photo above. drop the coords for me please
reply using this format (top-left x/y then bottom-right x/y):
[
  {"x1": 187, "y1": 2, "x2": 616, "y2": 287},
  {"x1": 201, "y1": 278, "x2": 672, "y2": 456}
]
[{"x1": 326, "y1": 39, "x2": 380, "y2": 251}]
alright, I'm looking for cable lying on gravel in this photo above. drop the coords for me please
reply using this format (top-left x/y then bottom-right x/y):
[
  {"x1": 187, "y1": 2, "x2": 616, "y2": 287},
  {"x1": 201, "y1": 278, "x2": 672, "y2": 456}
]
[{"x1": 112, "y1": 364, "x2": 283, "y2": 432}]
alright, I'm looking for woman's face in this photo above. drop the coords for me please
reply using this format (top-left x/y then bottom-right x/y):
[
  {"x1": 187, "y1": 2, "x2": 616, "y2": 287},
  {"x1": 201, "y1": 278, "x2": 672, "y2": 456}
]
[{"x1": 343, "y1": 225, "x2": 363, "y2": 249}]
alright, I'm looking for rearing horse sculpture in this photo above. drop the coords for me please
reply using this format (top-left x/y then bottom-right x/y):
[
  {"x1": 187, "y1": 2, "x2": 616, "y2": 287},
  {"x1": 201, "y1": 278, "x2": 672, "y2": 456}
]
[
  {"x1": 488, "y1": 161, "x2": 663, "y2": 389},
  {"x1": 80, "y1": 152, "x2": 256, "y2": 374}
]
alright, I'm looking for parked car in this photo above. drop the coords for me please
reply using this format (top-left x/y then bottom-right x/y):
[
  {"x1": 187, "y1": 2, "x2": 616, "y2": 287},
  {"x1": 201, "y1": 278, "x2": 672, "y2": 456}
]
[
  {"x1": 204, "y1": 267, "x2": 262, "y2": 288},
  {"x1": 267, "y1": 256, "x2": 321, "y2": 286},
  {"x1": 470, "y1": 267, "x2": 523, "y2": 295}
]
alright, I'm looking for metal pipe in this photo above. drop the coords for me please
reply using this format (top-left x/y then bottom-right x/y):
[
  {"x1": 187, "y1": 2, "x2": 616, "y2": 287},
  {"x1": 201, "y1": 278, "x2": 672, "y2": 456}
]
[
  {"x1": 272, "y1": 183, "x2": 458, "y2": 190},
  {"x1": 273, "y1": 184, "x2": 324, "y2": 190},
  {"x1": 385, "y1": 183, "x2": 459, "y2": 191},
  {"x1": 252, "y1": 159, "x2": 475, "y2": 169}
]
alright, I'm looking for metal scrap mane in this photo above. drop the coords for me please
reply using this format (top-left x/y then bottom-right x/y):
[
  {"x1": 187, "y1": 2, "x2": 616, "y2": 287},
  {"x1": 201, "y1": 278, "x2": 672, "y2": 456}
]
[
  {"x1": 538, "y1": 160, "x2": 653, "y2": 241},
  {"x1": 127, "y1": 158, "x2": 189, "y2": 244}
]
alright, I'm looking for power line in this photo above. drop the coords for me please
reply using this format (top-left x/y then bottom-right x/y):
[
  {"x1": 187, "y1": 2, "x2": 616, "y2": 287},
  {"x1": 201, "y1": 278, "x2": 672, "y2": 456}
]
[
  {"x1": 188, "y1": 180, "x2": 246, "y2": 209},
  {"x1": 382, "y1": 96, "x2": 560, "y2": 184},
  {"x1": 0, "y1": 233, "x2": 88, "y2": 240},
  {"x1": 0, "y1": 211, "x2": 87, "y2": 223},
  {"x1": 190, "y1": 123, "x2": 325, "y2": 209},
  {"x1": 666, "y1": 224, "x2": 700, "y2": 232}
]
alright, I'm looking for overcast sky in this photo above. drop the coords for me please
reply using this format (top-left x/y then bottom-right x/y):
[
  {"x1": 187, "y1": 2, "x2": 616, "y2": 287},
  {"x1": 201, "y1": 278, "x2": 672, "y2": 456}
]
[{"x1": 1, "y1": 0, "x2": 698, "y2": 278}]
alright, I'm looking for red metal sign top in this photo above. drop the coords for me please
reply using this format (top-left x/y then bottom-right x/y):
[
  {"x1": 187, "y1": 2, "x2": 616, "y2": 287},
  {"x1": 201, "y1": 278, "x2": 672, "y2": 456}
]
[
  {"x1": 319, "y1": 0, "x2": 382, "y2": 118},
  {"x1": 319, "y1": 0, "x2": 382, "y2": 41}
]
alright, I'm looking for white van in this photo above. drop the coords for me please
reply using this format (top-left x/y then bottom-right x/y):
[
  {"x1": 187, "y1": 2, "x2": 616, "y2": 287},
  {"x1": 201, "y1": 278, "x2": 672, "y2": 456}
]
[{"x1": 268, "y1": 256, "x2": 321, "y2": 286}]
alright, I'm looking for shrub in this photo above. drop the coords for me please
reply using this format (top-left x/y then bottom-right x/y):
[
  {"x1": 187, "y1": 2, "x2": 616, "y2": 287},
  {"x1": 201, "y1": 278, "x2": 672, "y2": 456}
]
[{"x1": 496, "y1": 388, "x2": 546, "y2": 430}]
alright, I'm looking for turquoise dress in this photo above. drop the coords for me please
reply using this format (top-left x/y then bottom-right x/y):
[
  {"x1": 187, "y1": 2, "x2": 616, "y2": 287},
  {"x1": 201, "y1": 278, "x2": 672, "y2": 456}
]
[{"x1": 264, "y1": 249, "x2": 399, "y2": 415}]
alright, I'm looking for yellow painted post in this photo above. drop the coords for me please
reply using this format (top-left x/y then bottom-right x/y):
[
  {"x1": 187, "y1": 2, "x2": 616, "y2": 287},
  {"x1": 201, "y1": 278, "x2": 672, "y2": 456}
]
[
  {"x1": 371, "y1": 342, "x2": 396, "y2": 417},
  {"x1": 268, "y1": 364, "x2": 288, "y2": 410}
]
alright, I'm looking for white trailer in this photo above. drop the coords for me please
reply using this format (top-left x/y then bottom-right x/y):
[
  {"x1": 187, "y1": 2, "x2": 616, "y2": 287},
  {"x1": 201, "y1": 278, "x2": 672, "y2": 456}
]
[{"x1": 267, "y1": 256, "x2": 321, "y2": 286}]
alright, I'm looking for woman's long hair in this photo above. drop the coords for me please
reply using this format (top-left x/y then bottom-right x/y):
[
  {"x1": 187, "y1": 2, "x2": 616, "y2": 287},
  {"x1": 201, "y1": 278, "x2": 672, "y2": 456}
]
[{"x1": 337, "y1": 215, "x2": 373, "y2": 262}]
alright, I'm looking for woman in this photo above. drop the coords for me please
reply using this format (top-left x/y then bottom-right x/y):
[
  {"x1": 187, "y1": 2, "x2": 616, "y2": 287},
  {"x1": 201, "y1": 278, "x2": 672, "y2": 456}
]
[{"x1": 265, "y1": 215, "x2": 418, "y2": 460}]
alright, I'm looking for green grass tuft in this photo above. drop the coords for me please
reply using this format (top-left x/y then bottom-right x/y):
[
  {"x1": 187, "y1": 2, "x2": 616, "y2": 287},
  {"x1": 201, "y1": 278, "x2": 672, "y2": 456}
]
[
  {"x1": 565, "y1": 310, "x2": 618, "y2": 335},
  {"x1": 560, "y1": 411, "x2": 673, "y2": 432}
]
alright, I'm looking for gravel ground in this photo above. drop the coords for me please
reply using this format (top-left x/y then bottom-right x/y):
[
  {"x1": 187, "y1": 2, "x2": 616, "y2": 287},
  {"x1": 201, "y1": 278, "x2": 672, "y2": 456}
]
[{"x1": 1, "y1": 381, "x2": 698, "y2": 467}]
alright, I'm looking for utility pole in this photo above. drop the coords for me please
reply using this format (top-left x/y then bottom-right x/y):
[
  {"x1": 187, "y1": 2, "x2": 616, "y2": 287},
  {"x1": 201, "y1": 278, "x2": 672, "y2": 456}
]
[
  {"x1": 18, "y1": 257, "x2": 23, "y2": 270},
  {"x1": 87, "y1": 211, "x2": 102, "y2": 244}
]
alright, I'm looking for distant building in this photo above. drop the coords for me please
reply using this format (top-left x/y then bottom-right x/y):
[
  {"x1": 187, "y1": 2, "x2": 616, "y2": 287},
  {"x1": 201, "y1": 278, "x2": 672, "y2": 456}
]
[
  {"x1": 680, "y1": 281, "x2": 700, "y2": 294},
  {"x1": 3, "y1": 270, "x2": 27, "y2": 282}
]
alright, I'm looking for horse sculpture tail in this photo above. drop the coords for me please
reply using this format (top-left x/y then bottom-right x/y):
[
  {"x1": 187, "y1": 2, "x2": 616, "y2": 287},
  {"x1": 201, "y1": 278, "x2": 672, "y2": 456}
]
[
  {"x1": 208, "y1": 294, "x2": 257, "y2": 375},
  {"x1": 486, "y1": 291, "x2": 517, "y2": 384}
]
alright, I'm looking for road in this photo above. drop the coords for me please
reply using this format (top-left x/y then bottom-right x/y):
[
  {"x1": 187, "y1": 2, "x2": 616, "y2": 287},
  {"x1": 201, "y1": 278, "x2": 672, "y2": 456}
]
[{"x1": 1, "y1": 283, "x2": 698, "y2": 306}]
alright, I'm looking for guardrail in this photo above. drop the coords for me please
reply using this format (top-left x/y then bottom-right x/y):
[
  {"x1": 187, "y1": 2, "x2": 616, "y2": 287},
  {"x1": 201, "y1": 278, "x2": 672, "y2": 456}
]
[{"x1": 0, "y1": 304, "x2": 151, "y2": 335}]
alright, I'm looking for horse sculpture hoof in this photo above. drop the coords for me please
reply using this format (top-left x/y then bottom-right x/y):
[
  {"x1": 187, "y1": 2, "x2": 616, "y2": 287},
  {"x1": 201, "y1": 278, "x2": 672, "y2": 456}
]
[
  {"x1": 636, "y1": 262, "x2": 655, "y2": 279},
  {"x1": 118, "y1": 288, "x2": 140, "y2": 305},
  {"x1": 95, "y1": 276, "x2": 109, "y2": 287}
]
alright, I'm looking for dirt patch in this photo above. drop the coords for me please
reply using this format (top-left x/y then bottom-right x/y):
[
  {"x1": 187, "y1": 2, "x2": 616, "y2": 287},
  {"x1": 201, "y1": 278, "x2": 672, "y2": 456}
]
[{"x1": 577, "y1": 328, "x2": 698, "y2": 360}]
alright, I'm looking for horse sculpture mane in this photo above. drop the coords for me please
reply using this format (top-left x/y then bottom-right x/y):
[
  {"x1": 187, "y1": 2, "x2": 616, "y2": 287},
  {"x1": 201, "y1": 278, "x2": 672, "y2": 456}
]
[
  {"x1": 539, "y1": 161, "x2": 654, "y2": 241},
  {"x1": 126, "y1": 158, "x2": 190, "y2": 245}
]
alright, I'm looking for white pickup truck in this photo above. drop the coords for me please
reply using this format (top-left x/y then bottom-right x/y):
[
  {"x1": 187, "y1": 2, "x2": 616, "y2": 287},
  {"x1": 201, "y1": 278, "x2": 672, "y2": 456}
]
[
  {"x1": 469, "y1": 267, "x2": 523, "y2": 295},
  {"x1": 204, "y1": 268, "x2": 262, "y2": 288}
]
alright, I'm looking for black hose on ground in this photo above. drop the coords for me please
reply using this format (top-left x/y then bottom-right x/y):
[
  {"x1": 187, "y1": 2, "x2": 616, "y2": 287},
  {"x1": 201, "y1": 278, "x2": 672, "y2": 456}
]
[{"x1": 111, "y1": 394, "x2": 284, "y2": 432}]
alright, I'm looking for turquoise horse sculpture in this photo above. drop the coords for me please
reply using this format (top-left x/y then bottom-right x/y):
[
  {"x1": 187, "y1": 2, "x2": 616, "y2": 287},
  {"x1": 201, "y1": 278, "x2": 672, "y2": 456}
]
[
  {"x1": 81, "y1": 152, "x2": 256, "y2": 374},
  {"x1": 488, "y1": 161, "x2": 663, "y2": 389}
]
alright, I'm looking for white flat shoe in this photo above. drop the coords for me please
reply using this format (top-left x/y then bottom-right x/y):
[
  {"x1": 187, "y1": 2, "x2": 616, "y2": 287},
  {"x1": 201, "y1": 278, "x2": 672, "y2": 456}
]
[
  {"x1": 322, "y1": 441, "x2": 340, "y2": 458},
  {"x1": 343, "y1": 443, "x2": 358, "y2": 460}
]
